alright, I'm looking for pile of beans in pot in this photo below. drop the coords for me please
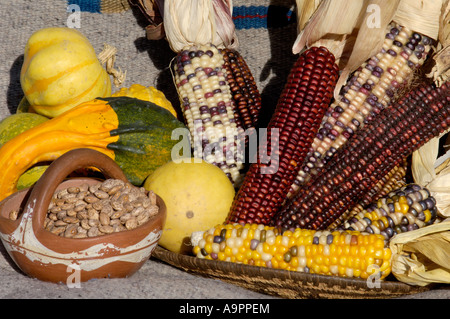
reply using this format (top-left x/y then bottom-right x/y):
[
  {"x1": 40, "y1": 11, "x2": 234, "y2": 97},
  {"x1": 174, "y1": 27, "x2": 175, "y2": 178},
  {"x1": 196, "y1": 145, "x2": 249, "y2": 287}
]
[{"x1": 43, "y1": 179, "x2": 159, "y2": 238}]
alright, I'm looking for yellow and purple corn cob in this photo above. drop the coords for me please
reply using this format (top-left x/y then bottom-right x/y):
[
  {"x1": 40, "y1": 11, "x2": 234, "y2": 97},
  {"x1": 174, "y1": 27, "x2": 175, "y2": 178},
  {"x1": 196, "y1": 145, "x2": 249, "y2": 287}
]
[
  {"x1": 287, "y1": 24, "x2": 434, "y2": 198},
  {"x1": 226, "y1": 46, "x2": 339, "y2": 225},
  {"x1": 173, "y1": 44, "x2": 245, "y2": 186},
  {"x1": 272, "y1": 81, "x2": 449, "y2": 230},
  {"x1": 336, "y1": 184, "x2": 438, "y2": 241},
  {"x1": 192, "y1": 223, "x2": 392, "y2": 280}
]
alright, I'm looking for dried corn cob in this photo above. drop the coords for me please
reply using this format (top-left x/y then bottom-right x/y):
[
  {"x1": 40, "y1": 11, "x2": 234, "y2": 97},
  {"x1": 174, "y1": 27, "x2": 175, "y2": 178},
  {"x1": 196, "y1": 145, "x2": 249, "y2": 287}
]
[
  {"x1": 328, "y1": 162, "x2": 408, "y2": 230},
  {"x1": 192, "y1": 223, "x2": 392, "y2": 280},
  {"x1": 226, "y1": 46, "x2": 339, "y2": 225},
  {"x1": 272, "y1": 81, "x2": 449, "y2": 231},
  {"x1": 337, "y1": 184, "x2": 438, "y2": 241},
  {"x1": 173, "y1": 44, "x2": 244, "y2": 185},
  {"x1": 222, "y1": 48, "x2": 262, "y2": 130},
  {"x1": 287, "y1": 23, "x2": 434, "y2": 197}
]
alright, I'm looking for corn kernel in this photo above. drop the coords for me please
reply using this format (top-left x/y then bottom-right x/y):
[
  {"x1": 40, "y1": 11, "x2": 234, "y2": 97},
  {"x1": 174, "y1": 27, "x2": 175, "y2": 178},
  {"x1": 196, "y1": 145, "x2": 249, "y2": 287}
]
[
  {"x1": 204, "y1": 243, "x2": 213, "y2": 254},
  {"x1": 276, "y1": 245, "x2": 288, "y2": 255},
  {"x1": 224, "y1": 246, "x2": 233, "y2": 257},
  {"x1": 290, "y1": 256, "x2": 299, "y2": 268},
  {"x1": 278, "y1": 260, "x2": 289, "y2": 270},
  {"x1": 312, "y1": 263, "x2": 322, "y2": 274},
  {"x1": 235, "y1": 252, "x2": 245, "y2": 262},
  {"x1": 193, "y1": 246, "x2": 201, "y2": 256},
  {"x1": 339, "y1": 256, "x2": 348, "y2": 267},
  {"x1": 251, "y1": 250, "x2": 261, "y2": 260}
]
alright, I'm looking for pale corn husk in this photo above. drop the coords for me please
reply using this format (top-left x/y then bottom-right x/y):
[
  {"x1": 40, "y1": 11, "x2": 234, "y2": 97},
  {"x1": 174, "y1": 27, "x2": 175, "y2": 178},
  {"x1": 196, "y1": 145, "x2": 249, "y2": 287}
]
[
  {"x1": 162, "y1": 0, "x2": 236, "y2": 52},
  {"x1": 412, "y1": 129, "x2": 450, "y2": 218},
  {"x1": 390, "y1": 220, "x2": 450, "y2": 286},
  {"x1": 427, "y1": 0, "x2": 449, "y2": 85},
  {"x1": 293, "y1": 0, "x2": 445, "y2": 98},
  {"x1": 295, "y1": 0, "x2": 323, "y2": 33},
  {"x1": 428, "y1": 45, "x2": 450, "y2": 86},
  {"x1": 393, "y1": 0, "x2": 443, "y2": 41},
  {"x1": 439, "y1": 0, "x2": 450, "y2": 47}
]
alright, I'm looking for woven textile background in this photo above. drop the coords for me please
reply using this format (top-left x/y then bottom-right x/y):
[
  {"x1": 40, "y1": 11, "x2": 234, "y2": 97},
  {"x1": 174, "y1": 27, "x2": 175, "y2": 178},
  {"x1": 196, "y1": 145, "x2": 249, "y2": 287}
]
[
  {"x1": 0, "y1": 0, "x2": 299, "y2": 127},
  {"x1": 1, "y1": 1, "x2": 450, "y2": 300}
]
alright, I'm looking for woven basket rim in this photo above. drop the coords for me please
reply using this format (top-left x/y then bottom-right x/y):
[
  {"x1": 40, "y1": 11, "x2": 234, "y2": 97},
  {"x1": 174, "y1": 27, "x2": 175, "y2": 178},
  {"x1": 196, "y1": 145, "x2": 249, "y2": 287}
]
[{"x1": 152, "y1": 246, "x2": 431, "y2": 299}]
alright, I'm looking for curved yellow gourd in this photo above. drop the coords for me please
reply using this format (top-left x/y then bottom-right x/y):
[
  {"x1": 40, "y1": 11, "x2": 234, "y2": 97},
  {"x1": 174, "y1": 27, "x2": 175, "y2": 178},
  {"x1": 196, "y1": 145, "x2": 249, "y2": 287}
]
[
  {"x1": 20, "y1": 27, "x2": 111, "y2": 118},
  {"x1": 0, "y1": 101, "x2": 118, "y2": 200}
]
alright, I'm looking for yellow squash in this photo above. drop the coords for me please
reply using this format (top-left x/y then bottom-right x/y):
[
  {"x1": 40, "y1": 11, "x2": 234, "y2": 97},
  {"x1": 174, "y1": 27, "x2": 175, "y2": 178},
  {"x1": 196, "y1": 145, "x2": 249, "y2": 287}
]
[
  {"x1": 112, "y1": 84, "x2": 178, "y2": 118},
  {"x1": 144, "y1": 159, "x2": 235, "y2": 254},
  {"x1": 20, "y1": 27, "x2": 111, "y2": 118}
]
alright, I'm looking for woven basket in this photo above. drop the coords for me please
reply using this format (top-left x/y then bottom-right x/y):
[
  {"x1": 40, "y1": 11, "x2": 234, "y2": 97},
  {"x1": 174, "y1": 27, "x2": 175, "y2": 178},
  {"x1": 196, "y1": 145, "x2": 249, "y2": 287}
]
[{"x1": 152, "y1": 246, "x2": 431, "y2": 299}]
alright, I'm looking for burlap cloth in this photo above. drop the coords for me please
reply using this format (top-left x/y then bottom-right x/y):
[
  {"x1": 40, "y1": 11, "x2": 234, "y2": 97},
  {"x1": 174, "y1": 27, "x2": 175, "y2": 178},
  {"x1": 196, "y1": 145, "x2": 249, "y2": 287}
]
[{"x1": 0, "y1": 0, "x2": 448, "y2": 299}]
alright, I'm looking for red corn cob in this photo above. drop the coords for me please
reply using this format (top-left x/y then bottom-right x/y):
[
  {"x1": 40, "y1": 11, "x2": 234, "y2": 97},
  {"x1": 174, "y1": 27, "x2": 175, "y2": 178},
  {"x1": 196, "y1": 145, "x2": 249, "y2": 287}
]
[
  {"x1": 272, "y1": 81, "x2": 449, "y2": 231},
  {"x1": 226, "y1": 46, "x2": 340, "y2": 225}
]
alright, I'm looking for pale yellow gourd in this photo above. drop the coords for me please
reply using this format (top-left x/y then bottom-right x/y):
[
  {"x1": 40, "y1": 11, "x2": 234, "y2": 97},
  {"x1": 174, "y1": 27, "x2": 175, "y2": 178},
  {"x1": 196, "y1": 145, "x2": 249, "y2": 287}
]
[
  {"x1": 144, "y1": 159, "x2": 235, "y2": 254},
  {"x1": 20, "y1": 27, "x2": 111, "y2": 118}
]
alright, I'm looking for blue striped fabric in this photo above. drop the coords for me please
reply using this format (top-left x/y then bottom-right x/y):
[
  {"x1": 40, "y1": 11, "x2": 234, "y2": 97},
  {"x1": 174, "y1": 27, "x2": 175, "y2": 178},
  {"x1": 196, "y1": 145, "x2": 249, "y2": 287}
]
[
  {"x1": 65, "y1": 1, "x2": 296, "y2": 29},
  {"x1": 232, "y1": 5, "x2": 268, "y2": 29},
  {"x1": 67, "y1": 0, "x2": 102, "y2": 13},
  {"x1": 234, "y1": 5, "x2": 295, "y2": 29}
]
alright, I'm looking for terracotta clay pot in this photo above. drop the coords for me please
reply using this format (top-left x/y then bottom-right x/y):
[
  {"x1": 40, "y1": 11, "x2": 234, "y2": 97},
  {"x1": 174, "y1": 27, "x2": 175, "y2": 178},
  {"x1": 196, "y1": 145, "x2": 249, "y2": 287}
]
[{"x1": 0, "y1": 148, "x2": 166, "y2": 284}]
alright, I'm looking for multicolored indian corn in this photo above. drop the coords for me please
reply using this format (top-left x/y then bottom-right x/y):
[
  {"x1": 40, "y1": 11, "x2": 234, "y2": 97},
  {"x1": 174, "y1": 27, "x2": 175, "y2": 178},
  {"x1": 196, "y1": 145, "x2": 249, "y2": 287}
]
[
  {"x1": 287, "y1": 23, "x2": 434, "y2": 198},
  {"x1": 192, "y1": 223, "x2": 392, "y2": 280},
  {"x1": 173, "y1": 44, "x2": 245, "y2": 186},
  {"x1": 336, "y1": 184, "x2": 438, "y2": 241},
  {"x1": 173, "y1": 44, "x2": 263, "y2": 187},
  {"x1": 272, "y1": 81, "x2": 449, "y2": 230},
  {"x1": 226, "y1": 46, "x2": 340, "y2": 225}
]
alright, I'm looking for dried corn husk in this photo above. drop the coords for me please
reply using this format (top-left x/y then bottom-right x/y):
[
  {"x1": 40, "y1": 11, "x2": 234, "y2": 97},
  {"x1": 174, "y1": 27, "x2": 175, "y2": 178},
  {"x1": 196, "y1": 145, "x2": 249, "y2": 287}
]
[
  {"x1": 427, "y1": 0, "x2": 449, "y2": 85},
  {"x1": 97, "y1": 43, "x2": 126, "y2": 86},
  {"x1": 439, "y1": 0, "x2": 450, "y2": 47},
  {"x1": 295, "y1": 0, "x2": 323, "y2": 32},
  {"x1": 393, "y1": 0, "x2": 443, "y2": 40},
  {"x1": 161, "y1": 0, "x2": 236, "y2": 52},
  {"x1": 429, "y1": 46, "x2": 450, "y2": 86},
  {"x1": 130, "y1": 0, "x2": 165, "y2": 40},
  {"x1": 390, "y1": 220, "x2": 450, "y2": 286},
  {"x1": 293, "y1": 0, "x2": 445, "y2": 98},
  {"x1": 412, "y1": 129, "x2": 450, "y2": 218}
]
